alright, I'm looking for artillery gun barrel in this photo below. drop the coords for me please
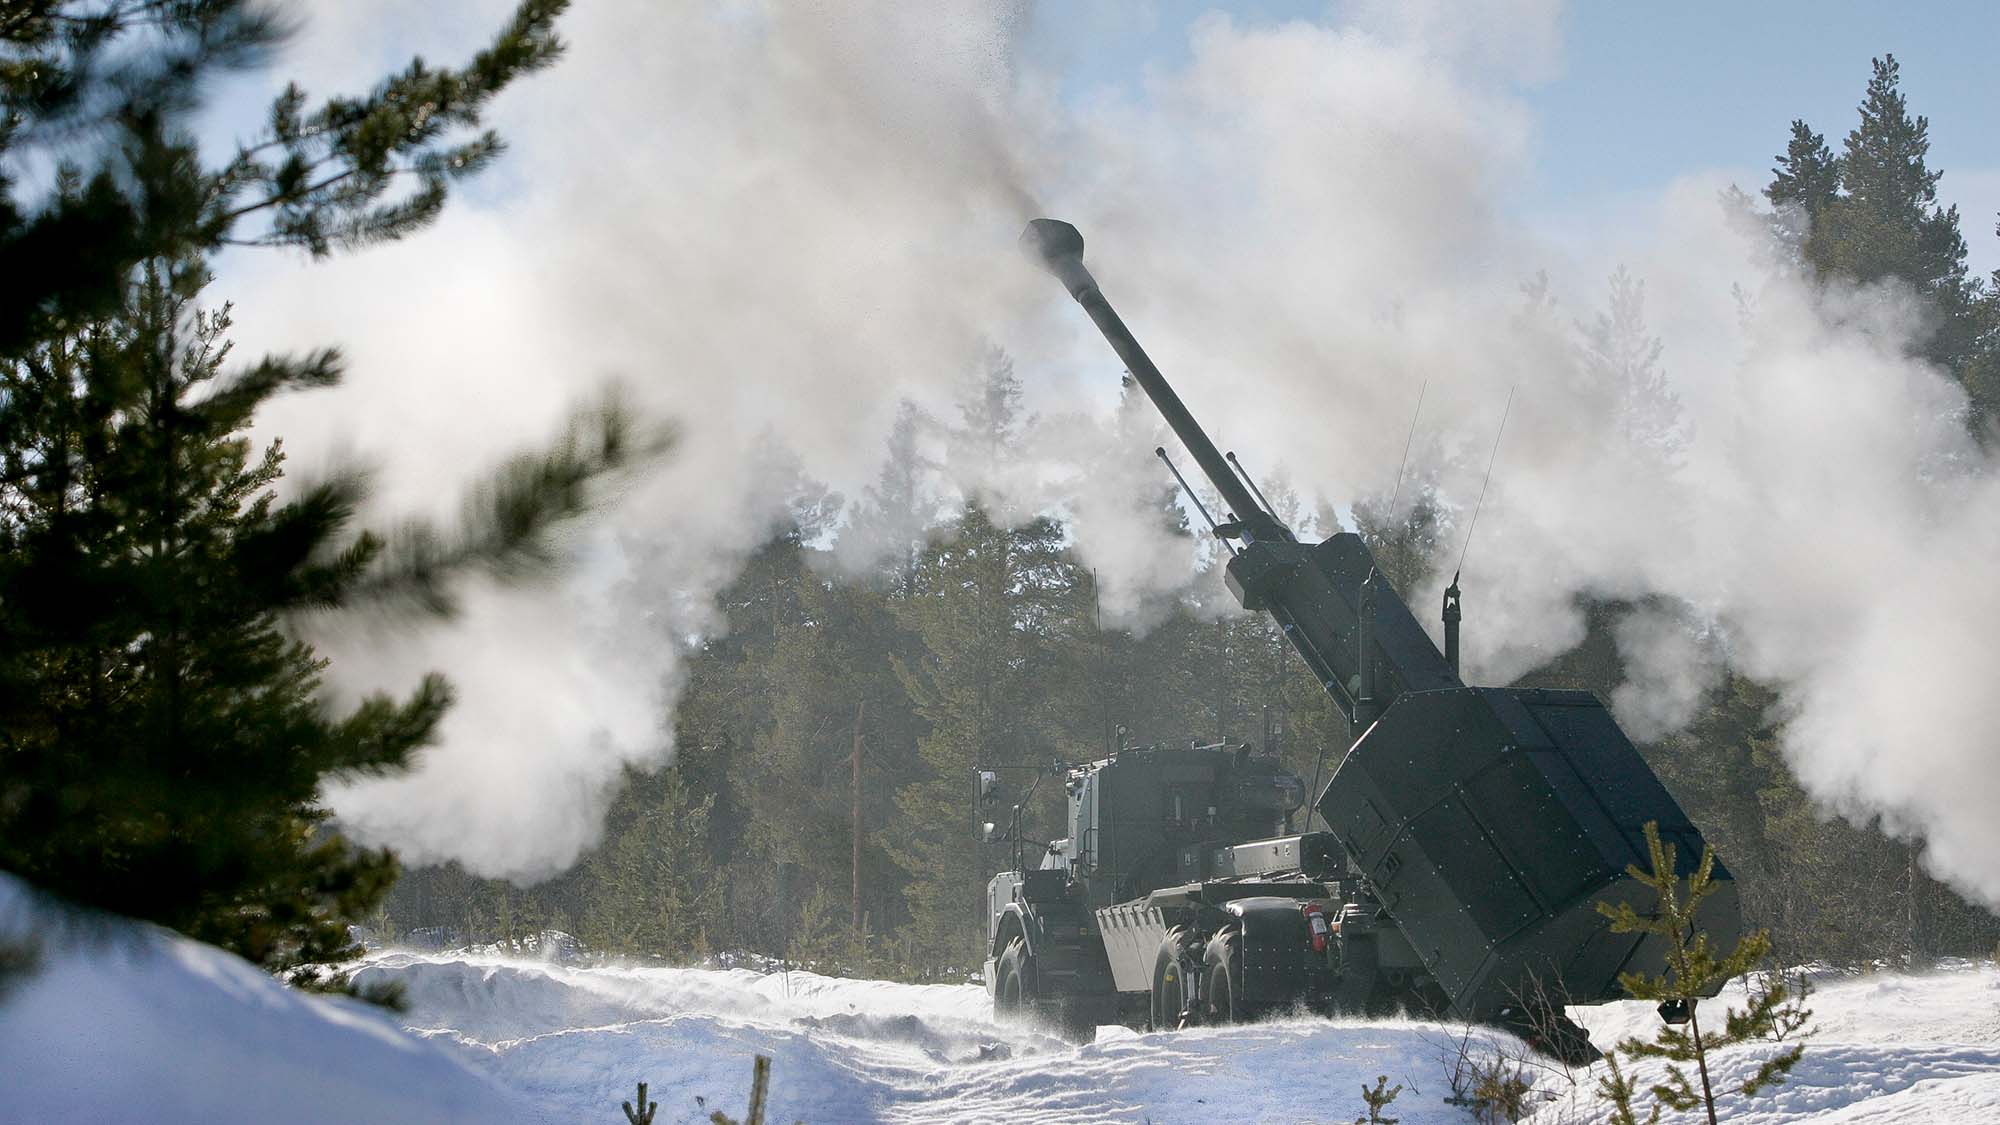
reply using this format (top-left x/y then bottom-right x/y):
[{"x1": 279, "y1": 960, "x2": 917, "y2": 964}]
[{"x1": 1020, "y1": 219, "x2": 1279, "y2": 540}]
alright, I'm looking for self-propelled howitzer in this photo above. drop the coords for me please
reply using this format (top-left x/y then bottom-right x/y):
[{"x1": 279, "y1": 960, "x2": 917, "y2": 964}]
[{"x1": 979, "y1": 219, "x2": 1739, "y2": 1056}]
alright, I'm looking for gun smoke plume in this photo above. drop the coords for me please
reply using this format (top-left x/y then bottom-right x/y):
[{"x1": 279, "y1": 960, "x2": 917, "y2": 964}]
[{"x1": 217, "y1": 1, "x2": 2000, "y2": 909}]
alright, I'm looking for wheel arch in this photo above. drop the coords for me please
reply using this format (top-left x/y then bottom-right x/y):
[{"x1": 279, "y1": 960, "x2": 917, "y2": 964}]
[
  {"x1": 1223, "y1": 895, "x2": 1313, "y2": 948},
  {"x1": 991, "y1": 902, "x2": 1038, "y2": 961},
  {"x1": 1216, "y1": 895, "x2": 1315, "y2": 1011}
]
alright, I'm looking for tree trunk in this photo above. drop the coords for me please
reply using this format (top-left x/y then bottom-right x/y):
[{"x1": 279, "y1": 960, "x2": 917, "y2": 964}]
[
  {"x1": 852, "y1": 698, "x2": 866, "y2": 934},
  {"x1": 1907, "y1": 841, "x2": 1929, "y2": 969},
  {"x1": 1689, "y1": 1003, "x2": 1718, "y2": 1125}
]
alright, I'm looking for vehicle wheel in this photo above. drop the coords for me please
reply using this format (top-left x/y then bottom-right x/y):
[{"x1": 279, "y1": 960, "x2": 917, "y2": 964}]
[
  {"x1": 993, "y1": 937, "x2": 1036, "y2": 1022},
  {"x1": 1150, "y1": 929, "x2": 1197, "y2": 1031},
  {"x1": 1202, "y1": 930, "x2": 1243, "y2": 1024}
]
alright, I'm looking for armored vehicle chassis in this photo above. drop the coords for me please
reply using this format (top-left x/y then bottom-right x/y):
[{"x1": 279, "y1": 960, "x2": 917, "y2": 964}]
[{"x1": 983, "y1": 220, "x2": 1741, "y2": 1057}]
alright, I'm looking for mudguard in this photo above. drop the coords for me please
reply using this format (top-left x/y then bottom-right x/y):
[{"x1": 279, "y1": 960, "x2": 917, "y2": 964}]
[
  {"x1": 1223, "y1": 896, "x2": 1315, "y2": 1008},
  {"x1": 988, "y1": 898, "x2": 1119, "y2": 1025}
]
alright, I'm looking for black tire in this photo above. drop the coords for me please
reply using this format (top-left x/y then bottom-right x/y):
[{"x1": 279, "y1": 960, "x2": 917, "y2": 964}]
[
  {"x1": 1150, "y1": 929, "x2": 1197, "y2": 1031},
  {"x1": 1202, "y1": 930, "x2": 1243, "y2": 1024},
  {"x1": 993, "y1": 937, "x2": 1035, "y2": 1022}
]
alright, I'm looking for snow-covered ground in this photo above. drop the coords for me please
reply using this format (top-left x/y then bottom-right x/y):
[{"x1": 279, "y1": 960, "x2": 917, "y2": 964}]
[
  {"x1": 5, "y1": 878, "x2": 1998, "y2": 1124},
  {"x1": 340, "y1": 952, "x2": 2000, "y2": 1124}
]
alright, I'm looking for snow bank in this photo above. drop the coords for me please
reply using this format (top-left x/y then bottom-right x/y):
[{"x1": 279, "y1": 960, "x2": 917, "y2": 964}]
[{"x1": 0, "y1": 876, "x2": 538, "y2": 1124}]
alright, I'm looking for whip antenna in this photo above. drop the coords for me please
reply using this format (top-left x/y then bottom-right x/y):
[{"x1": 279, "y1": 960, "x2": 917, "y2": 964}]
[
  {"x1": 1454, "y1": 386, "x2": 1515, "y2": 579},
  {"x1": 1225, "y1": 451, "x2": 1278, "y2": 518},
  {"x1": 1385, "y1": 380, "x2": 1428, "y2": 520},
  {"x1": 1157, "y1": 446, "x2": 1236, "y2": 556}
]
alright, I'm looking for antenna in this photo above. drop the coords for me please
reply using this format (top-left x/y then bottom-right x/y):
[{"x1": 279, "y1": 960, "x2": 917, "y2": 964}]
[
  {"x1": 1384, "y1": 380, "x2": 1428, "y2": 521},
  {"x1": 1454, "y1": 386, "x2": 1516, "y2": 580},
  {"x1": 1225, "y1": 451, "x2": 1279, "y2": 519},
  {"x1": 1156, "y1": 446, "x2": 1237, "y2": 556}
]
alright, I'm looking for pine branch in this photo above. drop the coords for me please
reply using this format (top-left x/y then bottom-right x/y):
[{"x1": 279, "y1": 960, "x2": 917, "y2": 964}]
[
  {"x1": 197, "y1": 0, "x2": 569, "y2": 254},
  {"x1": 331, "y1": 394, "x2": 670, "y2": 617}
]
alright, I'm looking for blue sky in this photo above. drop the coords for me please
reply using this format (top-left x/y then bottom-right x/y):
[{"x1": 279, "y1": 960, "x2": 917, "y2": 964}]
[{"x1": 1021, "y1": 1, "x2": 2000, "y2": 274}]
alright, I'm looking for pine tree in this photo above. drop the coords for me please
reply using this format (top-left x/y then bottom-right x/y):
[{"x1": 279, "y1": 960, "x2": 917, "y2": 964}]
[
  {"x1": 1765, "y1": 121, "x2": 1841, "y2": 270},
  {"x1": 1647, "y1": 678, "x2": 1781, "y2": 897},
  {"x1": 1832, "y1": 57, "x2": 1969, "y2": 297},
  {"x1": 1763, "y1": 55, "x2": 1991, "y2": 428},
  {"x1": 0, "y1": 2, "x2": 639, "y2": 974},
  {"x1": 579, "y1": 767, "x2": 719, "y2": 958},
  {"x1": 836, "y1": 400, "x2": 939, "y2": 588},
  {"x1": 749, "y1": 573, "x2": 916, "y2": 955},
  {"x1": 0, "y1": 248, "x2": 635, "y2": 968},
  {"x1": 1579, "y1": 267, "x2": 1683, "y2": 468},
  {"x1": 889, "y1": 502, "x2": 1077, "y2": 971},
  {"x1": 1351, "y1": 479, "x2": 1450, "y2": 599},
  {"x1": 883, "y1": 350, "x2": 1100, "y2": 970},
  {"x1": 1595, "y1": 822, "x2": 1812, "y2": 1125},
  {"x1": 1969, "y1": 235, "x2": 2000, "y2": 440},
  {"x1": 784, "y1": 886, "x2": 854, "y2": 971},
  {"x1": 949, "y1": 348, "x2": 1024, "y2": 488}
]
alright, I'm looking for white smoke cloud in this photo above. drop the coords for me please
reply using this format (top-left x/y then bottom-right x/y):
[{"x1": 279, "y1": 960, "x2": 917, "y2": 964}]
[
  {"x1": 224, "y1": 1, "x2": 1065, "y2": 878},
  {"x1": 210, "y1": 1, "x2": 2000, "y2": 906},
  {"x1": 1611, "y1": 608, "x2": 1723, "y2": 743}
]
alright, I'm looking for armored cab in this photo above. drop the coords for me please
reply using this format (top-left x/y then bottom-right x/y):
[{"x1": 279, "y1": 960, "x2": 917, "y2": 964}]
[
  {"x1": 1064, "y1": 744, "x2": 1308, "y2": 906},
  {"x1": 982, "y1": 742, "x2": 1336, "y2": 1036}
]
